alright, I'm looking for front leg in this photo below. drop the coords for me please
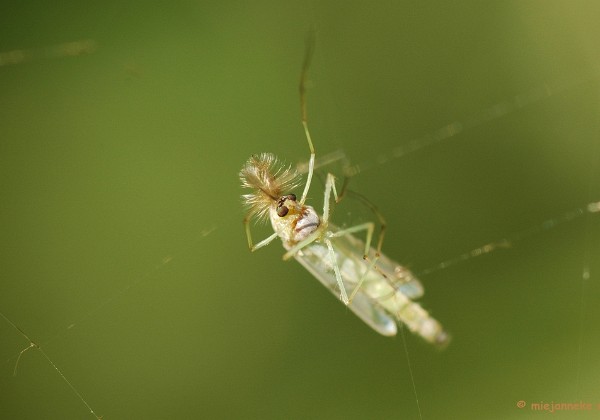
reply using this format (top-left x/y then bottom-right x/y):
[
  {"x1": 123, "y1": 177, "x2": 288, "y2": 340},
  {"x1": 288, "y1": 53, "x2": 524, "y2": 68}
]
[{"x1": 243, "y1": 214, "x2": 278, "y2": 252}]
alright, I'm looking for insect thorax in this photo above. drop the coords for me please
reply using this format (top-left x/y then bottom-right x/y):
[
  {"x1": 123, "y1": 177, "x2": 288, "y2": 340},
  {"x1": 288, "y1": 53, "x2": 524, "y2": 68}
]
[{"x1": 270, "y1": 199, "x2": 321, "y2": 249}]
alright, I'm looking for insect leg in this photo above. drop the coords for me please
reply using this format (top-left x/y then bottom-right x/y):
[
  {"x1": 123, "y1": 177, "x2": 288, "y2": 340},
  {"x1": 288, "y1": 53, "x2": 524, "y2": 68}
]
[
  {"x1": 299, "y1": 31, "x2": 316, "y2": 206},
  {"x1": 243, "y1": 214, "x2": 278, "y2": 252},
  {"x1": 324, "y1": 237, "x2": 350, "y2": 304},
  {"x1": 328, "y1": 223, "x2": 379, "y2": 304}
]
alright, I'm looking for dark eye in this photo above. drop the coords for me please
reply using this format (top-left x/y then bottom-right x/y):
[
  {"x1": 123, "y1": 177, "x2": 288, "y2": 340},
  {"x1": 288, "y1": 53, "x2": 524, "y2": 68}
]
[
  {"x1": 277, "y1": 206, "x2": 289, "y2": 217},
  {"x1": 288, "y1": 194, "x2": 297, "y2": 201}
]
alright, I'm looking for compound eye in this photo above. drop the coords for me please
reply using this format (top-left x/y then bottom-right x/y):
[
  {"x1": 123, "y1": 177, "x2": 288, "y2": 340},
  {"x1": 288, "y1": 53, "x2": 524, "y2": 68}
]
[
  {"x1": 288, "y1": 194, "x2": 297, "y2": 201},
  {"x1": 277, "y1": 206, "x2": 289, "y2": 217}
]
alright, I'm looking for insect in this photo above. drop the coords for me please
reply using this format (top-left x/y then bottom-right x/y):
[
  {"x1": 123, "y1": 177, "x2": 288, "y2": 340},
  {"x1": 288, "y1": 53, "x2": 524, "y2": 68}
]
[{"x1": 239, "y1": 39, "x2": 449, "y2": 347}]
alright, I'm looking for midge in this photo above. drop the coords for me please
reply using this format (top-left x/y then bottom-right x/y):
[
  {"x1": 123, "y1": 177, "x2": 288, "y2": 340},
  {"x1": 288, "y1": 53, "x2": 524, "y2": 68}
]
[{"x1": 239, "y1": 39, "x2": 449, "y2": 347}]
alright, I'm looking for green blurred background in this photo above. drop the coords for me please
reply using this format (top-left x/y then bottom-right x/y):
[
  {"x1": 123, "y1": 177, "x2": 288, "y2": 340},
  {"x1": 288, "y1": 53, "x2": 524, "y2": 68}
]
[{"x1": 1, "y1": 1, "x2": 599, "y2": 419}]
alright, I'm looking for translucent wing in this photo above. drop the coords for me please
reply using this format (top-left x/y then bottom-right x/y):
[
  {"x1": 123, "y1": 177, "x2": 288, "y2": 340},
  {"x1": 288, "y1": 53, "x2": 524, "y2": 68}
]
[
  {"x1": 293, "y1": 224, "x2": 422, "y2": 336},
  {"x1": 294, "y1": 238, "x2": 398, "y2": 336},
  {"x1": 294, "y1": 224, "x2": 450, "y2": 346},
  {"x1": 353, "y1": 234, "x2": 425, "y2": 300}
]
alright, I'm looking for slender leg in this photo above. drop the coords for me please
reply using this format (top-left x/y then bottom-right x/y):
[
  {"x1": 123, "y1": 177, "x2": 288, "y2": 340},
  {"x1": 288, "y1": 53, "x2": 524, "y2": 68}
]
[
  {"x1": 348, "y1": 213, "x2": 391, "y2": 296},
  {"x1": 325, "y1": 237, "x2": 349, "y2": 304},
  {"x1": 329, "y1": 185, "x2": 393, "y2": 296},
  {"x1": 321, "y1": 156, "x2": 387, "y2": 257},
  {"x1": 322, "y1": 170, "x2": 374, "y2": 256},
  {"x1": 293, "y1": 33, "x2": 386, "y2": 306},
  {"x1": 329, "y1": 222, "x2": 374, "y2": 255},
  {"x1": 296, "y1": 32, "x2": 386, "y2": 256},
  {"x1": 327, "y1": 222, "x2": 378, "y2": 304},
  {"x1": 348, "y1": 257, "x2": 378, "y2": 304},
  {"x1": 282, "y1": 230, "x2": 321, "y2": 260},
  {"x1": 322, "y1": 173, "x2": 339, "y2": 225},
  {"x1": 345, "y1": 190, "x2": 387, "y2": 256},
  {"x1": 334, "y1": 187, "x2": 387, "y2": 257},
  {"x1": 321, "y1": 172, "x2": 382, "y2": 304},
  {"x1": 299, "y1": 32, "x2": 316, "y2": 205},
  {"x1": 243, "y1": 215, "x2": 278, "y2": 252},
  {"x1": 299, "y1": 123, "x2": 315, "y2": 206}
]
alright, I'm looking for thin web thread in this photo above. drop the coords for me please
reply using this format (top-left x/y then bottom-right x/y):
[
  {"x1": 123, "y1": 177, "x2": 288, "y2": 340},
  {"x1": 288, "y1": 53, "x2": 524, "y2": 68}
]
[
  {"x1": 0, "y1": 311, "x2": 101, "y2": 419},
  {"x1": 345, "y1": 77, "x2": 589, "y2": 176},
  {"x1": 416, "y1": 202, "x2": 600, "y2": 277},
  {"x1": 21, "y1": 227, "x2": 214, "y2": 353},
  {"x1": 1, "y1": 227, "x2": 216, "y2": 418},
  {"x1": 400, "y1": 323, "x2": 422, "y2": 420}
]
